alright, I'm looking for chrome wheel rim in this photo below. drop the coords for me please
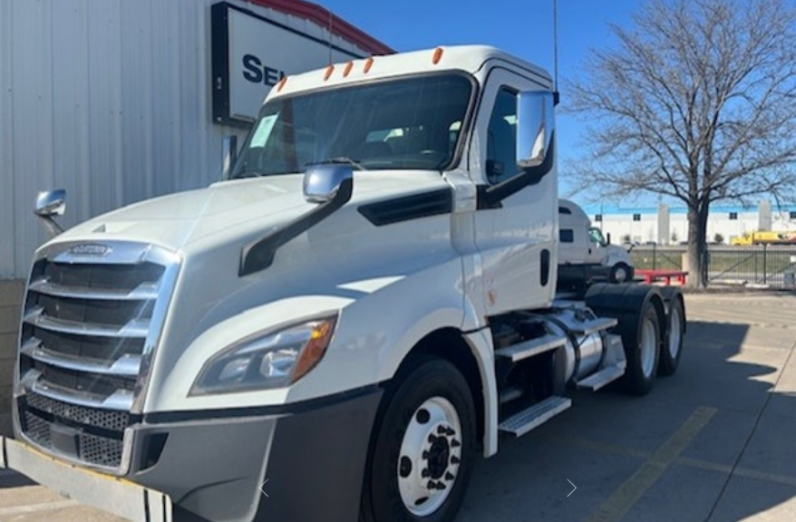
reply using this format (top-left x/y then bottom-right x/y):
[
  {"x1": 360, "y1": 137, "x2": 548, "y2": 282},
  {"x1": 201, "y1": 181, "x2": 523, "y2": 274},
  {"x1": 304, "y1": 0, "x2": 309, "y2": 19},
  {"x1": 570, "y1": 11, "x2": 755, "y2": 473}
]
[
  {"x1": 397, "y1": 397, "x2": 462, "y2": 517},
  {"x1": 640, "y1": 317, "x2": 657, "y2": 378}
]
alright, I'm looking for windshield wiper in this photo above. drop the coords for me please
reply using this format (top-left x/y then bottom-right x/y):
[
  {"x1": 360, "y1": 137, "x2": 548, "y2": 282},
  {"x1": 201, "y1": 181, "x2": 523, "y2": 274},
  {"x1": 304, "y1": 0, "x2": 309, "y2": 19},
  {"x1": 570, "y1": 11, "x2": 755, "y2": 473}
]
[{"x1": 232, "y1": 171, "x2": 265, "y2": 179}]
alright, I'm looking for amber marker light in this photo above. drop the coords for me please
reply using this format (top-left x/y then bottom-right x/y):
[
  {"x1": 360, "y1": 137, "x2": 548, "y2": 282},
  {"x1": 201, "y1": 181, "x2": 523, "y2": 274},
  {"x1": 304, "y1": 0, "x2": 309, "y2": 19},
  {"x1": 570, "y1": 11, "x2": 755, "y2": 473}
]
[
  {"x1": 343, "y1": 61, "x2": 354, "y2": 77},
  {"x1": 363, "y1": 57, "x2": 375, "y2": 73},
  {"x1": 324, "y1": 65, "x2": 334, "y2": 81},
  {"x1": 292, "y1": 316, "x2": 337, "y2": 383},
  {"x1": 276, "y1": 76, "x2": 287, "y2": 92},
  {"x1": 432, "y1": 47, "x2": 444, "y2": 64}
]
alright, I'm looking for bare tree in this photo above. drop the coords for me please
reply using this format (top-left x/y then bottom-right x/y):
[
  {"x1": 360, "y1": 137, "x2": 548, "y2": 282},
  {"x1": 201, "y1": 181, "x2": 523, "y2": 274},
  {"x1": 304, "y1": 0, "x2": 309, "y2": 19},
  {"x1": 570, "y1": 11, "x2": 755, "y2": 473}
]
[{"x1": 566, "y1": 0, "x2": 796, "y2": 287}]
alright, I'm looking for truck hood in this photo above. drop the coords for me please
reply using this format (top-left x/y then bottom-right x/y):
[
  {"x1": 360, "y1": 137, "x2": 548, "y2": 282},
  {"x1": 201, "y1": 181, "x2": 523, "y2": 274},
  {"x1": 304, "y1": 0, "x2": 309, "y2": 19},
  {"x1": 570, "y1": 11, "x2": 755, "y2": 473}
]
[{"x1": 54, "y1": 172, "x2": 443, "y2": 251}]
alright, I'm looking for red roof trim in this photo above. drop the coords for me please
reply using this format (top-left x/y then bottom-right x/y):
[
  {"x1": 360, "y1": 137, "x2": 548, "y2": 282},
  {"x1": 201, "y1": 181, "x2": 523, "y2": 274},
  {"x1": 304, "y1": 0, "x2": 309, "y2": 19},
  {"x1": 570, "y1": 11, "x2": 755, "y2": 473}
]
[{"x1": 243, "y1": 0, "x2": 395, "y2": 56}]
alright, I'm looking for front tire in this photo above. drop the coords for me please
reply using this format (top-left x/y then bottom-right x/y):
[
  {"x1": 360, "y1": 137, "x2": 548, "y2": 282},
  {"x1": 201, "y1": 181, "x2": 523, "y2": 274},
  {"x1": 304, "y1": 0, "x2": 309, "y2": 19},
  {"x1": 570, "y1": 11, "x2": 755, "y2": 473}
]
[
  {"x1": 360, "y1": 357, "x2": 476, "y2": 522},
  {"x1": 610, "y1": 262, "x2": 634, "y2": 283}
]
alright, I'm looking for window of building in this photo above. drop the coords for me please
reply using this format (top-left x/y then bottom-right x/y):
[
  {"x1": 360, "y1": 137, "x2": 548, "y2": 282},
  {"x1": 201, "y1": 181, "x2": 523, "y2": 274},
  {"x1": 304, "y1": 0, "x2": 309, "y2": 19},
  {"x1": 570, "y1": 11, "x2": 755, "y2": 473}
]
[
  {"x1": 789, "y1": 211, "x2": 796, "y2": 220},
  {"x1": 486, "y1": 87, "x2": 518, "y2": 184},
  {"x1": 595, "y1": 214, "x2": 602, "y2": 222},
  {"x1": 632, "y1": 213, "x2": 641, "y2": 222},
  {"x1": 729, "y1": 212, "x2": 738, "y2": 220},
  {"x1": 560, "y1": 229, "x2": 574, "y2": 243}
]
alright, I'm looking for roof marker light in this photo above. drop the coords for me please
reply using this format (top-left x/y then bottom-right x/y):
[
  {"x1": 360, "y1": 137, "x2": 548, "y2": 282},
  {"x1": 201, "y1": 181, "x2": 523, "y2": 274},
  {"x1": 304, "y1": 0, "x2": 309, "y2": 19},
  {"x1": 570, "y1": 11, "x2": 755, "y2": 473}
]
[
  {"x1": 432, "y1": 47, "x2": 444, "y2": 64},
  {"x1": 343, "y1": 61, "x2": 354, "y2": 77},
  {"x1": 324, "y1": 65, "x2": 334, "y2": 81},
  {"x1": 364, "y1": 57, "x2": 374, "y2": 73},
  {"x1": 276, "y1": 76, "x2": 288, "y2": 92}
]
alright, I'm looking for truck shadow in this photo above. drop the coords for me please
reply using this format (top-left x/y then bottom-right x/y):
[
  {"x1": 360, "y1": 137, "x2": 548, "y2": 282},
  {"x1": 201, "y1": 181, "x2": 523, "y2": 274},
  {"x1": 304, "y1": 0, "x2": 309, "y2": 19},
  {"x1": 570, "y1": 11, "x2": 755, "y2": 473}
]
[{"x1": 459, "y1": 318, "x2": 796, "y2": 522}]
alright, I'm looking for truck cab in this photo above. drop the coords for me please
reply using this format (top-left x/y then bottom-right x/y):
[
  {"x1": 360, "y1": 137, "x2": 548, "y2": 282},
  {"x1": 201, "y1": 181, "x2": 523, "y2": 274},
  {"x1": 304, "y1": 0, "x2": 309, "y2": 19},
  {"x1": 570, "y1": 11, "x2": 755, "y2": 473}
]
[
  {"x1": 2, "y1": 46, "x2": 684, "y2": 522},
  {"x1": 557, "y1": 199, "x2": 634, "y2": 284}
]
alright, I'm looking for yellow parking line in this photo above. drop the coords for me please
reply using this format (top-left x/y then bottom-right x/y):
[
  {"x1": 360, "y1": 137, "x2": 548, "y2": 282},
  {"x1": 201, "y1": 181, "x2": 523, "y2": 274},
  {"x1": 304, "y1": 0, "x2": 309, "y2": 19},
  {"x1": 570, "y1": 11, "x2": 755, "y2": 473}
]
[
  {"x1": 733, "y1": 467, "x2": 796, "y2": 487},
  {"x1": 565, "y1": 434, "x2": 796, "y2": 489},
  {"x1": 0, "y1": 500, "x2": 77, "y2": 516},
  {"x1": 582, "y1": 406, "x2": 717, "y2": 522}
]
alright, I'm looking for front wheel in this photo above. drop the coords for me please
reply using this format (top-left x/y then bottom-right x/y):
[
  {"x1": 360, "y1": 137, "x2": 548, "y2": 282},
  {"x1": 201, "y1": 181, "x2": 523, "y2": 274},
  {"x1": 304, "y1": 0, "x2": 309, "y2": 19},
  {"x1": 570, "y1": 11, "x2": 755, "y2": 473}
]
[
  {"x1": 360, "y1": 358, "x2": 476, "y2": 522},
  {"x1": 610, "y1": 262, "x2": 634, "y2": 283}
]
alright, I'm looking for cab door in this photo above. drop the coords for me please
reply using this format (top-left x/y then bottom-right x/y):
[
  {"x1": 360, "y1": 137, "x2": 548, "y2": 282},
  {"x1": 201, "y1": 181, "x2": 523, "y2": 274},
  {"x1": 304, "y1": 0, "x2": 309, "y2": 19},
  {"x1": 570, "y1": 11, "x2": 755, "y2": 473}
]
[{"x1": 469, "y1": 66, "x2": 557, "y2": 315}]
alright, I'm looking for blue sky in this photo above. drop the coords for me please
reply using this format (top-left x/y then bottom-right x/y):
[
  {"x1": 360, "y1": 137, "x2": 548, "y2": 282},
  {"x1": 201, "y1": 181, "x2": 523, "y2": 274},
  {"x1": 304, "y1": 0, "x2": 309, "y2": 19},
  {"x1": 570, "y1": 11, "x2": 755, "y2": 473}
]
[{"x1": 322, "y1": 0, "x2": 642, "y2": 204}]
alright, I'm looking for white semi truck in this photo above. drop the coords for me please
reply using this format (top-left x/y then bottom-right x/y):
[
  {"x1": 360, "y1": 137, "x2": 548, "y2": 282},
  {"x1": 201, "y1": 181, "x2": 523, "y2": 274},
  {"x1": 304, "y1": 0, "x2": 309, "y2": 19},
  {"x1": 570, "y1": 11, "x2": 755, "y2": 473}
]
[
  {"x1": 557, "y1": 199, "x2": 635, "y2": 285},
  {"x1": 1, "y1": 46, "x2": 686, "y2": 522}
]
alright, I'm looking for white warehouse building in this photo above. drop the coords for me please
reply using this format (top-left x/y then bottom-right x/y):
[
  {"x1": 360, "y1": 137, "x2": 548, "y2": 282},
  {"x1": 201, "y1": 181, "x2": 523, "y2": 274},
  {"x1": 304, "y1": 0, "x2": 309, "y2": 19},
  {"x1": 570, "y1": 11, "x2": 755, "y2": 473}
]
[
  {"x1": 581, "y1": 201, "x2": 796, "y2": 245},
  {"x1": 0, "y1": 0, "x2": 392, "y2": 280}
]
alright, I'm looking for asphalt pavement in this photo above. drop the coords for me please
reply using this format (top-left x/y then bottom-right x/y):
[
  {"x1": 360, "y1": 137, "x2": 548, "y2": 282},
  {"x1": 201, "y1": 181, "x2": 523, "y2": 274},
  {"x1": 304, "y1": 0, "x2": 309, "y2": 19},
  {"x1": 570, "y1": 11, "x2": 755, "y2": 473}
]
[{"x1": 1, "y1": 292, "x2": 795, "y2": 522}]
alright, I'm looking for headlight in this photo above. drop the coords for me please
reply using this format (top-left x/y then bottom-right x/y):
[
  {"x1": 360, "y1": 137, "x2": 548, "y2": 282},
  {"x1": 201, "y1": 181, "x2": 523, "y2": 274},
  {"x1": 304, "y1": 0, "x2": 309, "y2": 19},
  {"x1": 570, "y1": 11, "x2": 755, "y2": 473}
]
[{"x1": 190, "y1": 315, "x2": 337, "y2": 395}]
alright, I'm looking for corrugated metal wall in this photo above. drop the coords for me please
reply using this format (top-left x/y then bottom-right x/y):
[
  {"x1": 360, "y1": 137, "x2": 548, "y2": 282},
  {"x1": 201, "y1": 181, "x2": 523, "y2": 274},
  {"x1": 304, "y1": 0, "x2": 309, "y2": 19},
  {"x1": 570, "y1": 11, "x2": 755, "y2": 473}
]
[{"x1": 0, "y1": 0, "x2": 369, "y2": 279}]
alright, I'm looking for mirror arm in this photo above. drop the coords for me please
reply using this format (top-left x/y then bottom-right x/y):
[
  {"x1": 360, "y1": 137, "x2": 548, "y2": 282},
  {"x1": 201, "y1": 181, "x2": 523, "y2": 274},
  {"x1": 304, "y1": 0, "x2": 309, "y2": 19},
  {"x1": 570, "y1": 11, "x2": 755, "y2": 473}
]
[
  {"x1": 36, "y1": 215, "x2": 64, "y2": 237},
  {"x1": 477, "y1": 132, "x2": 555, "y2": 210},
  {"x1": 239, "y1": 177, "x2": 353, "y2": 277}
]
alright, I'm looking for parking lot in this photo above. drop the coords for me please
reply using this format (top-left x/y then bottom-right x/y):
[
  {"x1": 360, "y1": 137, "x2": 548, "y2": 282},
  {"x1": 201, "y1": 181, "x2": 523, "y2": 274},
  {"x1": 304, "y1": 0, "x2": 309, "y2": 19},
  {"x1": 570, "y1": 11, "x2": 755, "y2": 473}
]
[{"x1": 1, "y1": 293, "x2": 795, "y2": 522}]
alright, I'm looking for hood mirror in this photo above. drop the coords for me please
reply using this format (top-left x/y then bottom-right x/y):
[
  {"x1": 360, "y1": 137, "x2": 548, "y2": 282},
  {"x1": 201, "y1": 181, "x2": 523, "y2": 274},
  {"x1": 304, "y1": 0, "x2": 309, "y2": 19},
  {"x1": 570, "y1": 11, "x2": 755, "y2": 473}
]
[
  {"x1": 303, "y1": 163, "x2": 354, "y2": 204},
  {"x1": 34, "y1": 189, "x2": 66, "y2": 237}
]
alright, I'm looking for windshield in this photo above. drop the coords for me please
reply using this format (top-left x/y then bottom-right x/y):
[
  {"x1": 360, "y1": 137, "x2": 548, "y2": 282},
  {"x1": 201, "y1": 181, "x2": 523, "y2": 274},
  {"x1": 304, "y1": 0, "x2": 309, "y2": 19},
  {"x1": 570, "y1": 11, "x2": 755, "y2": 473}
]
[{"x1": 231, "y1": 74, "x2": 473, "y2": 178}]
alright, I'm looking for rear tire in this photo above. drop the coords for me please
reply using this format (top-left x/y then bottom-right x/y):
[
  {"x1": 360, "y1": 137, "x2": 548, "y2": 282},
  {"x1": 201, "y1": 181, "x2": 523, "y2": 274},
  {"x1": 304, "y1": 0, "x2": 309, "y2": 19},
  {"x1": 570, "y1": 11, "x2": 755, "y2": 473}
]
[
  {"x1": 620, "y1": 303, "x2": 660, "y2": 395},
  {"x1": 360, "y1": 357, "x2": 476, "y2": 522},
  {"x1": 658, "y1": 298, "x2": 685, "y2": 376}
]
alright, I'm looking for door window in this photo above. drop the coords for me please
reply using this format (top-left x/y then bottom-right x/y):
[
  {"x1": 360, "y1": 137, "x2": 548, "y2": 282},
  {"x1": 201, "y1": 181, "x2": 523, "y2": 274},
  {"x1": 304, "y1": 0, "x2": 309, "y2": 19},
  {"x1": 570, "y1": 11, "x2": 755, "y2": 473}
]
[{"x1": 486, "y1": 88, "x2": 518, "y2": 184}]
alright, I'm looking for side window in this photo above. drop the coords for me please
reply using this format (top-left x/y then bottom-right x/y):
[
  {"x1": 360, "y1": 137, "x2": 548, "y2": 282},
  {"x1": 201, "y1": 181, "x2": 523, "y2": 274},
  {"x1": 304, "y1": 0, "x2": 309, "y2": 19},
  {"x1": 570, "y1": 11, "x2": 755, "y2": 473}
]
[
  {"x1": 486, "y1": 88, "x2": 518, "y2": 184},
  {"x1": 560, "y1": 229, "x2": 574, "y2": 243}
]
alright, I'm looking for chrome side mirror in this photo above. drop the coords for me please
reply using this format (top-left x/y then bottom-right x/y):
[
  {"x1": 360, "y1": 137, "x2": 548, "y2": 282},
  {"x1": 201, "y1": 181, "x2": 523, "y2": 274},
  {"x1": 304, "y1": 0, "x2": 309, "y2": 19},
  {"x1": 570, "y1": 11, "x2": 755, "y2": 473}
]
[
  {"x1": 303, "y1": 163, "x2": 354, "y2": 204},
  {"x1": 34, "y1": 189, "x2": 66, "y2": 237},
  {"x1": 517, "y1": 91, "x2": 555, "y2": 169}
]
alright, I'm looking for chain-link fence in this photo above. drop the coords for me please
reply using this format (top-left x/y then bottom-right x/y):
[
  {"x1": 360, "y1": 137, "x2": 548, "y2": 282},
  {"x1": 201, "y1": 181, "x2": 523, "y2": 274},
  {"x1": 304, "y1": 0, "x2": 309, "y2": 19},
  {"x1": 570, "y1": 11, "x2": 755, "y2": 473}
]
[{"x1": 629, "y1": 245, "x2": 796, "y2": 286}]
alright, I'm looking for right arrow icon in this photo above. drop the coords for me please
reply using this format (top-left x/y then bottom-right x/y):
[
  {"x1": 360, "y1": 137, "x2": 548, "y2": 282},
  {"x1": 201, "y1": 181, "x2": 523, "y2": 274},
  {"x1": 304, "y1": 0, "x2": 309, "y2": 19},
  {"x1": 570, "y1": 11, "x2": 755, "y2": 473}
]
[{"x1": 567, "y1": 479, "x2": 577, "y2": 497}]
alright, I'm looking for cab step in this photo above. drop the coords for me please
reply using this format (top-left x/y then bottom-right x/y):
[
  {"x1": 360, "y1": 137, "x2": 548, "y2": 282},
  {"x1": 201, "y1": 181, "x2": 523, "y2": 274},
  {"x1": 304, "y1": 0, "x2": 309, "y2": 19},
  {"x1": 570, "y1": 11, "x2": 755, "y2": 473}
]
[
  {"x1": 568, "y1": 317, "x2": 618, "y2": 336},
  {"x1": 576, "y1": 365, "x2": 625, "y2": 391},
  {"x1": 495, "y1": 333, "x2": 566, "y2": 362},
  {"x1": 498, "y1": 396, "x2": 572, "y2": 437}
]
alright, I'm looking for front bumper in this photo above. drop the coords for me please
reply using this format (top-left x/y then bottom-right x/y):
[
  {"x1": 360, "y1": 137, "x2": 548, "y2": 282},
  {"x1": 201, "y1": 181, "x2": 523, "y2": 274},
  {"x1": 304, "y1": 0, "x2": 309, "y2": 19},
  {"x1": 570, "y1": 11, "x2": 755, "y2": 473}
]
[
  {"x1": 4, "y1": 386, "x2": 382, "y2": 522},
  {"x1": 0, "y1": 436, "x2": 172, "y2": 522}
]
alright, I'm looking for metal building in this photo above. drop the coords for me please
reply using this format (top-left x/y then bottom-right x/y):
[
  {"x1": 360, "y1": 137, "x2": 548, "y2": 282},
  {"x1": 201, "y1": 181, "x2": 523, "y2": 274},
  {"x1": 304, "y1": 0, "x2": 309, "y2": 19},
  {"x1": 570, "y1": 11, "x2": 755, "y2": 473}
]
[{"x1": 0, "y1": 0, "x2": 392, "y2": 279}]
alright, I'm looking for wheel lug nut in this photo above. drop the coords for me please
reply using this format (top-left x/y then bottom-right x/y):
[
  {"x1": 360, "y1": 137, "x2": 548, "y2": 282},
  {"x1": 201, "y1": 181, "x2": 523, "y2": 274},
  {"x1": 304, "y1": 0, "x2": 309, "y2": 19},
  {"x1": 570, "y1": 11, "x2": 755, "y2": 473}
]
[
  {"x1": 451, "y1": 456, "x2": 461, "y2": 465},
  {"x1": 451, "y1": 439, "x2": 461, "y2": 448},
  {"x1": 427, "y1": 480, "x2": 436, "y2": 490},
  {"x1": 445, "y1": 427, "x2": 455, "y2": 436},
  {"x1": 437, "y1": 426, "x2": 446, "y2": 435},
  {"x1": 428, "y1": 434, "x2": 437, "y2": 443},
  {"x1": 422, "y1": 468, "x2": 430, "y2": 478},
  {"x1": 446, "y1": 472, "x2": 455, "y2": 481},
  {"x1": 422, "y1": 450, "x2": 429, "y2": 459},
  {"x1": 437, "y1": 481, "x2": 447, "y2": 490}
]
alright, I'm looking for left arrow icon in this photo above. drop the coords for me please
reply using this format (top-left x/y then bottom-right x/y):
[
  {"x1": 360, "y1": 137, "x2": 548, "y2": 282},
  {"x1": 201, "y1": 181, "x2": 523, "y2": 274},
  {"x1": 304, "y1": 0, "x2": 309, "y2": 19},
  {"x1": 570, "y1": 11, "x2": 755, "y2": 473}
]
[
  {"x1": 259, "y1": 479, "x2": 269, "y2": 497},
  {"x1": 567, "y1": 479, "x2": 577, "y2": 497}
]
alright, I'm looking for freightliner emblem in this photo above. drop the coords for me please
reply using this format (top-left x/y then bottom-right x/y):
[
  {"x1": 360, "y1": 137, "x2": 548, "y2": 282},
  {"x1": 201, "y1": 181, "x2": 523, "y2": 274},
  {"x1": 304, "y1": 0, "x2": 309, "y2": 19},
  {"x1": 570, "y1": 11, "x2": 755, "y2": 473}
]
[{"x1": 66, "y1": 243, "x2": 112, "y2": 257}]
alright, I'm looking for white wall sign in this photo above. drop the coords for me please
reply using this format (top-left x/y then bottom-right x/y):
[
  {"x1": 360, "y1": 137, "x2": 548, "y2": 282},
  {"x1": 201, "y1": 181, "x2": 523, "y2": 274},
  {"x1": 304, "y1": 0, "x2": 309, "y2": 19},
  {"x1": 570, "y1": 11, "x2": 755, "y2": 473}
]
[{"x1": 211, "y1": 2, "x2": 364, "y2": 127}]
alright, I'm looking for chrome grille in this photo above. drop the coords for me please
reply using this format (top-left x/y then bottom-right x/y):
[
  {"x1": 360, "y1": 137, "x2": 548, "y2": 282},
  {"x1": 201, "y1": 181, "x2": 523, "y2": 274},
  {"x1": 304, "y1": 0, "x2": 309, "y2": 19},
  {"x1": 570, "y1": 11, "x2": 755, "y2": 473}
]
[{"x1": 16, "y1": 241, "x2": 179, "y2": 472}]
